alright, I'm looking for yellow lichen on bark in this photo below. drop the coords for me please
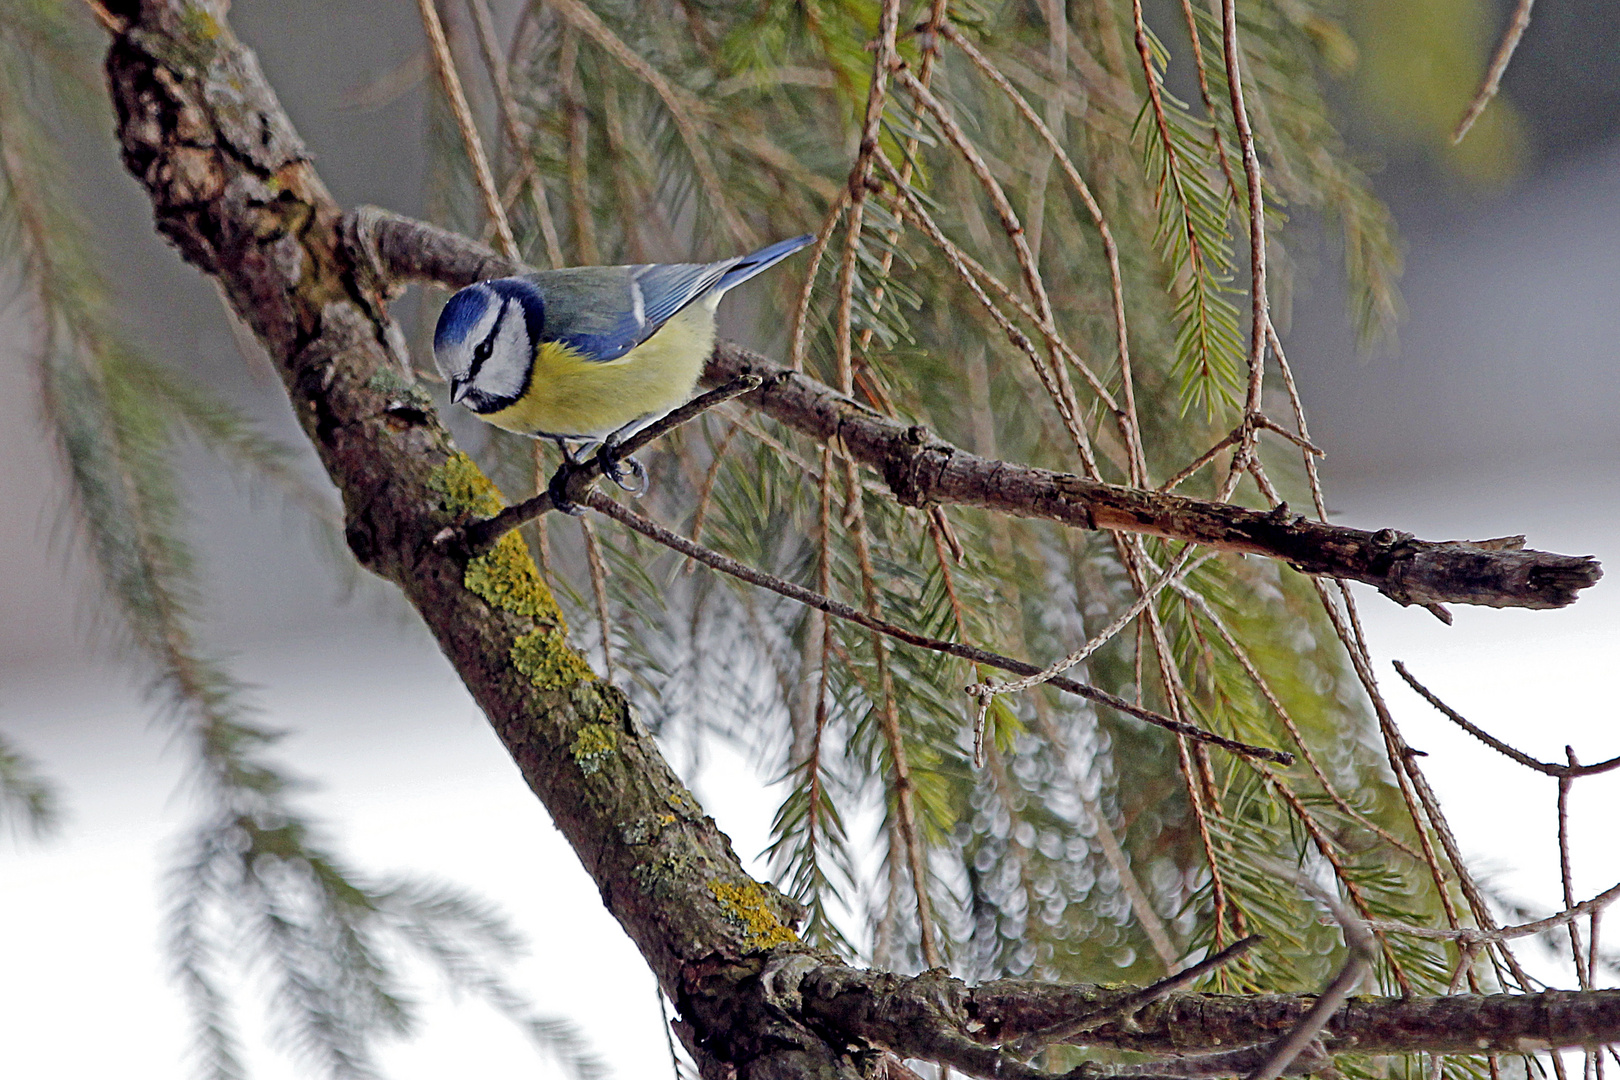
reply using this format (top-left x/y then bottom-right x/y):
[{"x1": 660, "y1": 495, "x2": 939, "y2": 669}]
[
  {"x1": 708, "y1": 879, "x2": 799, "y2": 951},
  {"x1": 513, "y1": 628, "x2": 594, "y2": 691},
  {"x1": 464, "y1": 538, "x2": 560, "y2": 621},
  {"x1": 570, "y1": 721, "x2": 619, "y2": 774},
  {"x1": 430, "y1": 452, "x2": 566, "y2": 624},
  {"x1": 429, "y1": 450, "x2": 504, "y2": 518}
]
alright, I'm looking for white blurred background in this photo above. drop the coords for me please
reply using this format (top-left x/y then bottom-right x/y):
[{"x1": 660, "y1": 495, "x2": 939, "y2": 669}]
[{"x1": 4, "y1": 2, "x2": 1620, "y2": 1076}]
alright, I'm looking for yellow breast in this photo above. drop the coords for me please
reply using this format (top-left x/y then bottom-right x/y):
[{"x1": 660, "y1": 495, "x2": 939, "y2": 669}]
[{"x1": 482, "y1": 301, "x2": 717, "y2": 439}]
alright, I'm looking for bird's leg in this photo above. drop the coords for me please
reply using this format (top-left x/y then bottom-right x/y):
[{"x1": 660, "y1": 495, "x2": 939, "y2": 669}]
[
  {"x1": 546, "y1": 436, "x2": 586, "y2": 516},
  {"x1": 594, "y1": 426, "x2": 648, "y2": 495}
]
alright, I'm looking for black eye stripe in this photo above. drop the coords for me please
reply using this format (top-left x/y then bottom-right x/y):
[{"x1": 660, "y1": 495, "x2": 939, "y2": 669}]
[{"x1": 467, "y1": 301, "x2": 509, "y2": 381}]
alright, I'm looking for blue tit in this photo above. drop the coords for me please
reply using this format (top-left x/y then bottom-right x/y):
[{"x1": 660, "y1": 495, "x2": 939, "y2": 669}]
[{"x1": 432, "y1": 234, "x2": 813, "y2": 502}]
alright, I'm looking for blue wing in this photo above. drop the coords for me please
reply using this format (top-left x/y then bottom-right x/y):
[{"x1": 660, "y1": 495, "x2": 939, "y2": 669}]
[
  {"x1": 633, "y1": 261, "x2": 734, "y2": 329},
  {"x1": 526, "y1": 235, "x2": 814, "y2": 364}
]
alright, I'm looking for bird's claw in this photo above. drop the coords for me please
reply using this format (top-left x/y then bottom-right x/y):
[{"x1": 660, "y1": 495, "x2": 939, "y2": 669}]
[
  {"x1": 595, "y1": 443, "x2": 648, "y2": 495},
  {"x1": 546, "y1": 461, "x2": 585, "y2": 516}
]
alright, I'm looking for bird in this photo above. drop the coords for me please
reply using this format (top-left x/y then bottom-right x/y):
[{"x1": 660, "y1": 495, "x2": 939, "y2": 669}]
[{"x1": 432, "y1": 234, "x2": 814, "y2": 512}]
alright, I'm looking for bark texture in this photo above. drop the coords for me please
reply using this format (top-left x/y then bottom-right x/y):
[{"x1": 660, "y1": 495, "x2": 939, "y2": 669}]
[
  {"x1": 800, "y1": 968, "x2": 1620, "y2": 1060},
  {"x1": 95, "y1": 4, "x2": 1618, "y2": 1078}
]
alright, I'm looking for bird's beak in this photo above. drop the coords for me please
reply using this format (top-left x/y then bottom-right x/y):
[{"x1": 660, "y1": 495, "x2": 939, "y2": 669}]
[{"x1": 449, "y1": 377, "x2": 469, "y2": 404}]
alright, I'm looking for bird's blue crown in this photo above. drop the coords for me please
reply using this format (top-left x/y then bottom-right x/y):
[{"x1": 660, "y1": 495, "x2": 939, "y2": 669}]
[
  {"x1": 434, "y1": 284, "x2": 493, "y2": 352},
  {"x1": 434, "y1": 279, "x2": 547, "y2": 357}
]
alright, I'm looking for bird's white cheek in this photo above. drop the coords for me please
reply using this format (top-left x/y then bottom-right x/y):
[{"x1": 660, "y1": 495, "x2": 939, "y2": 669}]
[{"x1": 478, "y1": 315, "x2": 533, "y2": 402}]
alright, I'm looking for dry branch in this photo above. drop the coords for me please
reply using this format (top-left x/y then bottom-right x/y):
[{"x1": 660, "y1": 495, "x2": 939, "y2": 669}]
[{"x1": 707, "y1": 352, "x2": 1600, "y2": 610}]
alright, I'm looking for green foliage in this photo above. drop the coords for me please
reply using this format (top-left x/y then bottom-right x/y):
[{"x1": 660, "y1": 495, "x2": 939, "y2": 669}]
[
  {"x1": 0, "y1": 729, "x2": 61, "y2": 840},
  {"x1": 1132, "y1": 24, "x2": 1247, "y2": 418}
]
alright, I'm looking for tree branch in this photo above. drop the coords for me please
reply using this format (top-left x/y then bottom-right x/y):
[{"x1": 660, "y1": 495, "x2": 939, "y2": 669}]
[
  {"x1": 797, "y1": 966, "x2": 1620, "y2": 1064},
  {"x1": 347, "y1": 208, "x2": 1602, "y2": 612}
]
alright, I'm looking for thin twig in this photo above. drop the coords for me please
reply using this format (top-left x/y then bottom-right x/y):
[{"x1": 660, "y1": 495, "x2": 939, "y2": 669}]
[
  {"x1": 558, "y1": 27, "x2": 599, "y2": 265},
  {"x1": 1130, "y1": 0, "x2": 1225, "y2": 436},
  {"x1": 1177, "y1": 0, "x2": 1243, "y2": 214},
  {"x1": 1341, "y1": 592, "x2": 1538, "y2": 994},
  {"x1": 657, "y1": 985, "x2": 684, "y2": 1080},
  {"x1": 1137, "y1": 587, "x2": 1243, "y2": 955},
  {"x1": 1217, "y1": 0, "x2": 1269, "y2": 422},
  {"x1": 973, "y1": 547, "x2": 1198, "y2": 700},
  {"x1": 853, "y1": 1, "x2": 945, "y2": 340},
  {"x1": 937, "y1": 22, "x2": 1146, "y2": 483},
  {"x1": 1254, "y1": 415, "x2": 1323, "y2": 456},
  {"x1": 1265, "y1": 320, "x2": 1328, "y2": 520},
  {"x1": 1020, "y1": 0, "x2": 1066, "y2": 262},
  {"x1": 1369, "y1": 880, "x2": 1620, "y2": 945},
  {"x1": 895, "y1": 67, "x2": 1096, "y2": 476},
  {"x1": 787, "y1": 190, "x2": 849, "y2": 373},
  {"x1": 585, "y1": 491, "x2": 1294, "y2": 766},
  {"x1": 1168, "y1": 578, "x2": 1423, "y2": 860},
  {"x1": 879, "y1": 162, "x2": 1120, "y2": 416},
  {"x1": 541, "y1": 0, "x2": 750, "y2": 245},
  {"x1": 1179, "y1": 725, "x2": 1233, "y2": 950},
  {"x1": 463, "y1": 374, "x2": 764, "y2": 548},
  {"x1": 530, "y1": 442, "x2": 555, "y2": 579},
  {"x1": 685, "y1": 419, "x2": 742, "y2": 565},
  {"x1": 1158, "y1": 429, "x2": 1243, "y2": 493},
  {"x1": 1454, "y1": 0, "x2": 1536, "y2": 143},
  {"x1": 464, "y1": 0, "x2": 564, "y2": 268},
  {"x1": 829, "y1": 0, "x2": 939, "y2": 972},
  {"x1": 417, "y1": 0, "x2": 518, "y2": 260},
  {"x1": 847, "y1": 453, "x2": 940, "y2": 969},
  {"x1": 1394, "y1": 662, "x2": 1620, "y2": 778},
  {"x1": 580, "y1": 515, "x2": 617, "y2": 683},
  {"x1": 1563, "y1": 747, "x2": 1590, "y2": 989},
  {"x1": 80, "y1": 0, "x2": 124, "y2": 33},
  {"x1": 1244, "y1": 880, "x2": 1377, "y2": 1080},
  {"x1": 806, "y1": 443, "x2": 836, "y2": 882},
  {"x1": 1256, "y1": 765, "x2": 1411, "y2": 990},
  {"x1": 850, "y1": 0, "x2": 947, "y2": 385},
  {"x1": 1012, "y1": 935, "x2": 1262, "y2": 1056}
]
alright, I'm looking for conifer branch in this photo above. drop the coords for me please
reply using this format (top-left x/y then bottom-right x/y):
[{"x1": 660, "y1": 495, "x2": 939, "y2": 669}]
[{"x1": 584, "y1": 489, "x2": 1293, "y2": 765}]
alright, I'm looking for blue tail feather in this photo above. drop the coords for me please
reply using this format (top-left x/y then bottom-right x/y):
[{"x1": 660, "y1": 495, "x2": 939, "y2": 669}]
[{"x1": 714, "y1": 234, "x2": 814, "y2": 294}]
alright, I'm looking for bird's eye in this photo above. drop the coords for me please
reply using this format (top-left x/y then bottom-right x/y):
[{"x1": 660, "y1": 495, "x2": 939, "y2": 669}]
[{"x1": 473, "y1": 339, "x2": 494, "y2": 365}]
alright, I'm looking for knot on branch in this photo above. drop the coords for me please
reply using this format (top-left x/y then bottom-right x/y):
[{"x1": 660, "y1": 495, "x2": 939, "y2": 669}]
[{"x1": 881, "y1": 425, "x2": 953, "y2": 508}]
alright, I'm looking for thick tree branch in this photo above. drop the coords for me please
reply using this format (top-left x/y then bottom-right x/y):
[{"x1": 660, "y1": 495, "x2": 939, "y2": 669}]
[
  {"x1": 798, "y1": 966, "x2": 1620, "y2": 1063},
  {"x1": 348, "y1": 209, "x2": 1602, "y2": 612}
]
